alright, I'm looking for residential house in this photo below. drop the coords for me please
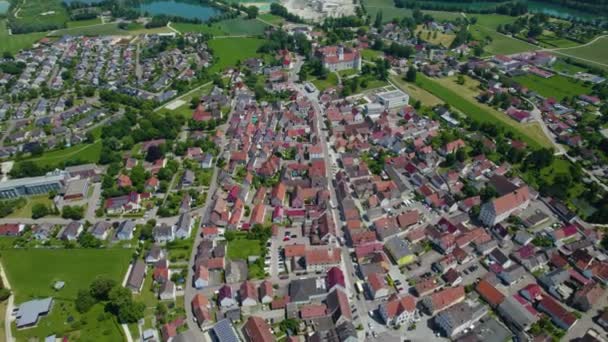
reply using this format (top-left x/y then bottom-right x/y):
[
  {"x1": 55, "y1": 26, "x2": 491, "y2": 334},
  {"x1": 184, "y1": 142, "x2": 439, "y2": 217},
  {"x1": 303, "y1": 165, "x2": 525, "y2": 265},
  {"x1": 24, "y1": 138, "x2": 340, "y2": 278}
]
[
  {"x1": 378, "y1": 294, "x2": 417, "y2": 328},
  {"x1": 116, "y1": 220, "x2": 136, "y2": 241},
  {"x1": 420, "y1": 286, "x2": 465, "y2": 315}
]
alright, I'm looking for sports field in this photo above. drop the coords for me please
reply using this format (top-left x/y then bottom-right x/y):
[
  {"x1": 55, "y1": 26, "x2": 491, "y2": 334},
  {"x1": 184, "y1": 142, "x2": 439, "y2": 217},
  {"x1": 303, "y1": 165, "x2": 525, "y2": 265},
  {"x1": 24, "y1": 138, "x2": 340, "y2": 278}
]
[
  {"x1": 208, "y1": 37, "x2": 266, "y2": 72},
  {"x1": 416, "y1": 75, "x2": 552, "y2": 149}
]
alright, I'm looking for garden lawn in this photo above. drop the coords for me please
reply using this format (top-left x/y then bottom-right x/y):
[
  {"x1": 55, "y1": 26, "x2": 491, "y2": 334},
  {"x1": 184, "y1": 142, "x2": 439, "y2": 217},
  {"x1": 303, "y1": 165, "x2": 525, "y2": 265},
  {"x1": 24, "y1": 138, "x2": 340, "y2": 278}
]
[
  {"x1": 6, "y1": 194, "x2": 53, "y2": 218},
  {"x1": 209, "y1": 37, "x2": 266, "y2": 72},
  {"x1": 1, "y1": 248, "x2": 133, "y2": 302},
  {"x1": 24, "y1": 140, "x2": 102, "y2": 169},
  {"x1": 513, "y1": 74, "x2": 592, "y2": 101},
  {"x1": 553, "y1": 36, "x2": 608, "y2": 70},
  {"x1": 0, "y1": 20, "x2": 46, "y2": 55},
  {"x1": 416, "y1": 74, "x2": 552, "y2": 149},
  {"x1": 361, "y1": 48, "x2": 382, "y2": 61},
  {"x1": 227, "y1": 237, "x2": 262, "y2": 261},
  {"x1": 311, "y1": 72, "x2": 339, "y2": 92}
]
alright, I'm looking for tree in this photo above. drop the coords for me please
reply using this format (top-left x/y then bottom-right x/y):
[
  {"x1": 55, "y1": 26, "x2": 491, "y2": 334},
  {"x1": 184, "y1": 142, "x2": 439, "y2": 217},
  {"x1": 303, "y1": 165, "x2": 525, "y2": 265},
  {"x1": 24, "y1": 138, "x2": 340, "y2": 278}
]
[
  {"x1": 374, "y1": 12, "x2": 383, "y2": 29},
  {"x1": 31, "y1": 203, "x2": 50, "y2": 219},
  {"x1": 62, "y1": 205, "x2": 84, "y2": 220},
  {"x1": 90, "y1": 278, "x2": 116, "y2": 301},
  {"x1": 75, "y1": 289, "x2": 96, "y2": 313},
  {"x1": 78, "y1": 232, "x2": 102, "y2": 248},
  {"x1": 245, "y1": 6, "x2": 259, "y2": 19},
  {"x1": 405, "y1": 66, "x2": 417, "y2": 83}
]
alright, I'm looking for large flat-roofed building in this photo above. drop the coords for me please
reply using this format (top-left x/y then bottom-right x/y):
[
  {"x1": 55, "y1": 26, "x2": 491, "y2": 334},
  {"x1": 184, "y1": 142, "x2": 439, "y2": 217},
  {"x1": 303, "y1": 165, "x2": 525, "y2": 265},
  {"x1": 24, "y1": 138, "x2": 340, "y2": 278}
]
[
  {"x1": 316, "y1": 45, "x2": 361, "y2": 72},
  {"x1": 0, "y1": 171, "x2": 67, "y2": 199},
  {"x1": 63, "y1": 178, "x2": 89, "y2": 201},
  {"x1": 377, "y1": 90, "x2": 409, "y2": 109},
  {"x1": 14, "y1": 297, "x2": 53, "y2": 329}
]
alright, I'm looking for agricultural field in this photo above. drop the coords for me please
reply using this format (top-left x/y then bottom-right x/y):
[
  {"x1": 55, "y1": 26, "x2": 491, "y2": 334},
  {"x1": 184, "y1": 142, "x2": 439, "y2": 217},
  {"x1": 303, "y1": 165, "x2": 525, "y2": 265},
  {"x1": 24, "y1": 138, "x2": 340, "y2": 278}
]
[
  {"x1": 552, "y1": 36, "x2": 608, "y2": 70},
  {"x1": 470, "y1": 24, "x2": 538, "y2": 56},
  {"x1": 363, "y1": 0, "x2": 460, "y2": 23},
  {"x1": 416, "y1": 74, "x2": 552, "y2": 149},
  {"x1": 208, "y1": 37, "x2": 267, "y2": 72},
  {"x1": 550, "y1": 58, "x2": 588, "y2": 75},
  {"x1": 0, "y1": 19, "x2": 46, "y2": 55},
  {"x1": 512, "y1": 74, "x2": 592, "y2": 100},
  {"x1": 49, "y1": 22, "x2": 172, "y2": 37}
]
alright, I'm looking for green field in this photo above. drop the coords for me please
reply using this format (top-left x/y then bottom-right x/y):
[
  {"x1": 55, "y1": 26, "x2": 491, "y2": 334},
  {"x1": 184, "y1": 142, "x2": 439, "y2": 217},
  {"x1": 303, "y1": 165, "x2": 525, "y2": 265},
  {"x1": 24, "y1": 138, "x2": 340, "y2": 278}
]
[
  {"x1": 551, "y1": 58, "x2": 588, "y2": 75},
  {"x1": 0, "y1": 19, "x2": 46, "y2": 55},
  {"x1": 173, "y1": 17, "x2": 268, "y2": 36},
  {"x1": 416, "y1": 74, "x2": 552, "y2": 149},
  {"x1": 227, "y1": 236, "x2": 262, "y2": 261},
  {"x1": 2, "y1": 248, "x2": 132, "y2": 340},
  {"x1": 311, "y1": 72, "x2": 339, "y2": 92},
  {"x1": 258, "y1": 13, "x2": 284, "y2": 25},
  {"x1": 10, "y1": 0, "x2": 69, "y2": 31},
  {"x1": 553, "y1": 36, "x2": 608, "y2": 70},
  {"x1": 66, "y1": 18, "x2": 102, "y2": 28},
  {"x1": 390, "y1": 75, "x2": 443, "y2": 106},
  {"x1": 2, "y1": 248, "x2": 133, "y2": 302},
  {"x1": 362, "y1": 0, "x2": 461, "y2": 23},
  {"x1": 23, "y1": 140, "x2": 102, "y2": 169},
  {"x1": 208, "y1": 37, "x2": 266, "y2": 72},
  {"x1": 470, "y1": 24, "x2": 538, "y2": 55},
  {"x1": 7, "y1": 194, "x2": 54, "y2": 218},
  {"x1": 361, "y1": 48, "x2": 382, "y2": 61},
  {"x1": 513, "y1": 74, "x2": 592, "y2": 100}
]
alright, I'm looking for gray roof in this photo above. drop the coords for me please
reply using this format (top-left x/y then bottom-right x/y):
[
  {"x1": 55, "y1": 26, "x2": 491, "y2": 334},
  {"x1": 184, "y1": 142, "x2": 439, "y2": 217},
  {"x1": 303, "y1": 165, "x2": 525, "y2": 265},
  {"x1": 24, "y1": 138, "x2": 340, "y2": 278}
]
[
  {"x1": 212, "y1": 319, "x2": 239, "y2": 342},
  {"x1": 15, "y1": 297, "x2": 53, "y2": 328},
  {"x1": 289, "y1": 277, "x2": 327, "y2": 303},
  {"x1": 384, "y1": 237, "x2": 412, "y2": 259},
  {"x1": 497, "y1": 296, "x2": 536, "y2": 329},
  {"x1": 126, "y1": 260, "x2": 146, "y2": 291}
]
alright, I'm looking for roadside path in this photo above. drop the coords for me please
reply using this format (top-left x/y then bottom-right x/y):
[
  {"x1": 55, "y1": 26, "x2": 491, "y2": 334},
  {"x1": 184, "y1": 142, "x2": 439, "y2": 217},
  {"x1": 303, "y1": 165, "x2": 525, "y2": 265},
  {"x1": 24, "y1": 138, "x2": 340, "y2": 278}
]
[
  {"x1": 154, "y1": 81, "x2": 212, "y2": 112},
  {"x1": 0, "y1": 263, "x2": 13, "y2": 342}
]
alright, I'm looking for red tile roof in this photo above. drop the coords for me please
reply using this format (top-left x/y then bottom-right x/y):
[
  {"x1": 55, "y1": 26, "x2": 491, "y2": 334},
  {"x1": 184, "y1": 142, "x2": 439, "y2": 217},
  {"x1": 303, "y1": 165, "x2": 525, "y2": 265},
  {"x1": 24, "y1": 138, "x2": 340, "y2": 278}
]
[{"x1": 475, "y1": 279, "x2": 505, "y2": 308}]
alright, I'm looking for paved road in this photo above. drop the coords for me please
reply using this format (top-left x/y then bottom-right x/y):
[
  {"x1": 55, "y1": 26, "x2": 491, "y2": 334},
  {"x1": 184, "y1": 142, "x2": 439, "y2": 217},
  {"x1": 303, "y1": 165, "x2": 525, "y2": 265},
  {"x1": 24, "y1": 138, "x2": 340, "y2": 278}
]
[{"x1": 182, "y1": 96, "x2": 236, "y2": 339}]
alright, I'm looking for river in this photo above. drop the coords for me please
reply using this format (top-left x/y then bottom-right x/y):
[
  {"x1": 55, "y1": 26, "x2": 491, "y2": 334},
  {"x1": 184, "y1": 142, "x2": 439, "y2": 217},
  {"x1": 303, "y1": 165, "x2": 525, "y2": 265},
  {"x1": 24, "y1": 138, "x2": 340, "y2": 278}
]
[{"x1": 135, "y1": 0, "x2": 222, "y2": 21}]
